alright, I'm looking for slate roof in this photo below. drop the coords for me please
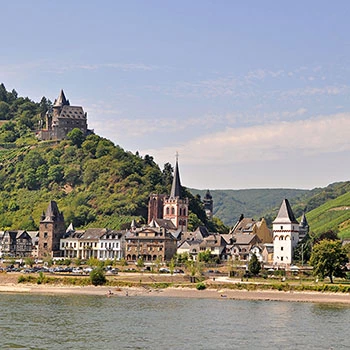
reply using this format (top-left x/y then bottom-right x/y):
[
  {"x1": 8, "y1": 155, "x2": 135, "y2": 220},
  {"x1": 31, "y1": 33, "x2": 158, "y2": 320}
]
[
  {"x1": 273, "y1": 199, "x2": 298, "y2": 224},
  {"x1": 299, "y1": 211, "x2": 309, "y2": 228},
  {"x1": 41, "y1": 201, "x2": 64, "y2": 223},
  {"x1": 59, "y1": 105, "x2": 85, "y2": 119},
  {"x1": 170, "y1": 159, "x2": 182, "y2": 198},
  {"x1": 80, "y1": 228, "x2": 108, "y2": 240}
]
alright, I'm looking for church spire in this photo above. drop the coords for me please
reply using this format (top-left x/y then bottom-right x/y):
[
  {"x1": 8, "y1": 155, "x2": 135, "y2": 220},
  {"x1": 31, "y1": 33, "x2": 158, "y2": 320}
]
[{"x1": 170, "y1": 154, "x2": 182, "y2": 198}]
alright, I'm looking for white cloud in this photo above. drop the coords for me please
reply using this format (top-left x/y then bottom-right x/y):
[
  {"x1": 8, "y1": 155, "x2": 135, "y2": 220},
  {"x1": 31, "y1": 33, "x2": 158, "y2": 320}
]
[{"x1": 142, "y1": 113, "x2": 350, "y2": 167}]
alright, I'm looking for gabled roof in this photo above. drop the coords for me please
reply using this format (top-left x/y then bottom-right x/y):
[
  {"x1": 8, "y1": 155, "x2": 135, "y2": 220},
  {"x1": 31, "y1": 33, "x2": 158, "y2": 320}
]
[
  {"x1": 193, "y1": 226, "x2": 210, "y2": 240},
  {"x1": 170, "y1": 159, "x2": 182, "y2": 198},
  {"x1": 150, "y1": 218, "x2": 177, "y2": 230},
  {"x1": 273, "y1": 199, "x2": 298, "y2": 224},
  {"x1": 234, "y1": 233, "x2": 260, "y2": 245},
  {"x1": 81, "y1": 228, "x2": 108, "y2": 240}
]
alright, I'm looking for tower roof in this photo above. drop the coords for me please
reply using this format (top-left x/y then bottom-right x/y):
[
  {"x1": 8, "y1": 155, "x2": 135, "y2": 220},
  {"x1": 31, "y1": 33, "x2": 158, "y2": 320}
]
[
  {"x1": 41, "y1": 201, "x2": 64, "y2": 223},
  {"x1": 273, "y1": 199, "x2": 298, "y2": 224},
  {"x1": 170, "y1": 159, "x2": 182, "y2": 198},
  {"x1": 53, "y1": 89, "x2": 69, "y2": 107},
  {"x1": 299, "y1": 211, "x2": 309, "y2": 228},
  {"x1": 204, "y1": 189, "x2": 212, "y2": 200}
]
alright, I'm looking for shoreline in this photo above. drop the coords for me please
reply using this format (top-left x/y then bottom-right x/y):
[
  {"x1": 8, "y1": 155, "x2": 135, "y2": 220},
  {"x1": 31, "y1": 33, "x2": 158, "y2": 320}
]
[{"x1": 0, "y1": 284, "x2": 349, "y2": 304}]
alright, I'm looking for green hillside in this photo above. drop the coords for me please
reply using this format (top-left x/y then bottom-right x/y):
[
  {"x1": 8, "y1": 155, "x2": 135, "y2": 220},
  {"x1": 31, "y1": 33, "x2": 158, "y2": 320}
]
[
  {"x1": 0, "y1": 83, "x2": 223, "y2": 232},
  {"x1": 305, "y1": 191, "x2": 350, "y2": 239},
  {"x1": 189, "y1": 188, "x2": 310, "y2": 227}
]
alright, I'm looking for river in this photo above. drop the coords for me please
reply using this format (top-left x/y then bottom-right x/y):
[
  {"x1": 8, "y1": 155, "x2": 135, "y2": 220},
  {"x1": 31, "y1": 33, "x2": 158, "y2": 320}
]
[{"x1": 0, "y1": 294, "x2": 349, "y2": 349}]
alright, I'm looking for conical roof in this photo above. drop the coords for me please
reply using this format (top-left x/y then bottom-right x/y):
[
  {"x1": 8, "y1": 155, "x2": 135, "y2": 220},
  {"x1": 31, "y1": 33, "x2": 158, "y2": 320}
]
[
  {"x1": 273, "y1": 199, "x2": 298, "y2": 224},
  {"x1": 53, "y1": 89, "x2": 69, "y2": 107},
  {"x1": 170, "y1": 159, "x2": 182, "y2": 198},
  {"x1": 299, "y1": 211, "x2": 309, "y2": 228}
]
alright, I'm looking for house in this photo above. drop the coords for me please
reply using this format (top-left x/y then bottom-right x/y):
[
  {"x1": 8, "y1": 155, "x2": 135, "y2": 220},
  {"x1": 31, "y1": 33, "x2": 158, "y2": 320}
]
[
  {"x1": 230, "y1": 234, "x2": 261, "y2": 261},
  {"x1": 231, "y1": 215, "x2": 272, "y2": 244},
  {"x1": 125, "y1": 226, "x2": 177, "y2": 262},
  {"x1": 0, "y1": 230, "x2": 33, "y2": 257},
  {"x1": 178, "y1": 227, "x2": 227, "y2": 261},
  {"x1": 262, "y1": 244, "x2": 274, "y2": 265},
  {"x1": 61, "y1": 225, "x2": 125, "y2": 260}
]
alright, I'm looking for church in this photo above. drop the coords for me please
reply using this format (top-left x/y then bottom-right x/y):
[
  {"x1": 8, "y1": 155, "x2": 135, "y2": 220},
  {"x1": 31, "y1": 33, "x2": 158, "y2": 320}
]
[{"x1": 148, "y1": 157, "x2": 189, "y2": 233}]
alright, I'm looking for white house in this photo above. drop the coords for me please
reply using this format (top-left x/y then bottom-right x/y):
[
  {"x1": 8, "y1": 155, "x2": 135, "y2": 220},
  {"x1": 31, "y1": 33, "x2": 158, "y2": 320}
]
[{"x1": 273, "y1": 199, "x2": 299, "y2": 266}]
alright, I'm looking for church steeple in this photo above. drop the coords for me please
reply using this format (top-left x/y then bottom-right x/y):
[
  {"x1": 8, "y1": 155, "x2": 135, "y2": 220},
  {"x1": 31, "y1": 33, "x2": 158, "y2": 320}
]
[
  {"x1": 170, "y1": 156, "x2": 182, "y2": 198},
  {"x1": 163, "y1": 155, "x2": 189, "y2": 231}
]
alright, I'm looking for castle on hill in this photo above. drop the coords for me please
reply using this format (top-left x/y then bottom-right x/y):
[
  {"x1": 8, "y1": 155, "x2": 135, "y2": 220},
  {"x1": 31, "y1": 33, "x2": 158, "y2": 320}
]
[{"x1": 37, "y1": 89, "x2": 89, "y2": 141}]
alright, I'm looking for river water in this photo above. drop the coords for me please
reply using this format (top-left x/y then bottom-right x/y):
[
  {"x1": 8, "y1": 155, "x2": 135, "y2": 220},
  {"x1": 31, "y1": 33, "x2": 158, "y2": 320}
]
[{"x1": 0, "y1": 294, "x2": 349, "y2": 350}]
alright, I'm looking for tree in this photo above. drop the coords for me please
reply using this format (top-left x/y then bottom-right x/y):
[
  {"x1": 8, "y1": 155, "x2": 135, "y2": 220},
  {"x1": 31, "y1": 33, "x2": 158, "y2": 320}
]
[
  {"x1": 248, "y1": 253, "x2": 261, "y2": 276},
  {"x1": 90, "y1": 267, "x2": 106, "y2": 286},
  {"x1": 310, "y1": 240, "x2": 348, "y2": 283},
  {"x1": 67, "y1": 128, "x2": 85, "y2": 148},
  {"x1": 198, "y1": 249, "x2": 212, "y2": 263}
]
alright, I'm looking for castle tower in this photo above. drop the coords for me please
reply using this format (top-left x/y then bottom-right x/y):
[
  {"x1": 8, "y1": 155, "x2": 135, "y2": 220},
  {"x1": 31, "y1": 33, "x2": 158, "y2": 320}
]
[
  {"x1": 52, "y1": 89, "x2": 70, "y2": 117},
  {"x1": 273, "y1": 199, "x2": 299, "y2": 265},
  {"x1": 203, "y1": 189, "x2": 213, "y2": 219},
  {"x1": 163, "y1": 157, "x2": 189, "y2": 231},
  {"x1": 38, "y1": 201, "x2": 66, "y2": 258}
]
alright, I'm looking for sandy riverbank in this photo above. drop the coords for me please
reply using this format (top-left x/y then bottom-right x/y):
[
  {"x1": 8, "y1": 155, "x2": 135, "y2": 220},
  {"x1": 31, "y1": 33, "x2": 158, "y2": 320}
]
[{"x1": 0, "y1": 283, "x2": 349, "y2": 304}]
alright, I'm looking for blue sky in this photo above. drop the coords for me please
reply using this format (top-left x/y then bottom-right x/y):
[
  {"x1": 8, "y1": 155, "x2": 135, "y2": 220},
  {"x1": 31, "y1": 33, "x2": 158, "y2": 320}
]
[{"x1": 1, "y1": 1, "x2": 350, "y2": 189}]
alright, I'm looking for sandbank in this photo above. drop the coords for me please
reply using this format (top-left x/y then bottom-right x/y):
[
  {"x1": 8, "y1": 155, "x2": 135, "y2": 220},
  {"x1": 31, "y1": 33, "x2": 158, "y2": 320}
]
[{"x1": 0, "y1": 283, "x2": 349, "y2": 304}]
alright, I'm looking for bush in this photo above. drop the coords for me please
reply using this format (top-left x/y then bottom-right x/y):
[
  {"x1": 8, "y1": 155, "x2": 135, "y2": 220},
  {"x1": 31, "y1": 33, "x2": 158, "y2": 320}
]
[
  {"x1": 90, "y1": 267, "x2": 106, "y2": 286},
  {"x1": 196, "y1": 282, "x2": 206, "y2": 290}
]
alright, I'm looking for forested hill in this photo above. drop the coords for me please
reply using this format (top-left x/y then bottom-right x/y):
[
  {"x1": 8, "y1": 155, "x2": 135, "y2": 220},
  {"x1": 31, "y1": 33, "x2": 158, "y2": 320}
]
[
  {"x1": 191, "y1": 181, "x2": 350, "y2": 239},
  {"x1": 0, "y1": 83, "x2": 225, "y2": 232},
  {"x1": 190, "y1": 188, "x2": 310, "y2": 227}
]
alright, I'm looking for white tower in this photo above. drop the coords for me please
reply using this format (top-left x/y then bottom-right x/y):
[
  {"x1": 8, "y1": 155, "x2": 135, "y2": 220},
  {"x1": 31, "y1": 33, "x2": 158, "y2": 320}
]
[{"x1": 273, "y1": 199, "x2": 299, "y2": 265}]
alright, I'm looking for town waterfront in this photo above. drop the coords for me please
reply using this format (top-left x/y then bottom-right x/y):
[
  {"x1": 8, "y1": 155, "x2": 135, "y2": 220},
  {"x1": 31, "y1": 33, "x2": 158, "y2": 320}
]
[{"x1": 0, "y1": 294, "x2": 349, "y2": 349}]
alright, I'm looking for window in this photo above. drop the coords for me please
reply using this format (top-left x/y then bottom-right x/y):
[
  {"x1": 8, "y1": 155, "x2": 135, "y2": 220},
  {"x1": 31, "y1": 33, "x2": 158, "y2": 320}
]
[
  {"x1": 171, "y1": 207, "x2": 175, "y2": 215},
  {"x1": 281, "y1": 257, "x2": 284, "y2": 261},
  {"x1": 280, "y1": 226, "x2": 283, "y2": 230},
  {"x1": 44, "y1": 232, "x2": 48, "y2": 239},
  {"x1": 43, "y1": 243, "x2": 48, "y2": 248},
  {"x1": 281, "y1": 247, "x2": 284, "y2": 251},
  {"x1": 166, "y1": 207, "x2": 170, "y2": 215}
]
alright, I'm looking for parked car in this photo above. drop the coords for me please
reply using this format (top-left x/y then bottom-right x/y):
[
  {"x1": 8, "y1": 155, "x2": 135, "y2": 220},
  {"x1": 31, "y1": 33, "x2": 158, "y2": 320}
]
[{"x1": 159, "y1": 267, "x2": 170, "y2": 273}]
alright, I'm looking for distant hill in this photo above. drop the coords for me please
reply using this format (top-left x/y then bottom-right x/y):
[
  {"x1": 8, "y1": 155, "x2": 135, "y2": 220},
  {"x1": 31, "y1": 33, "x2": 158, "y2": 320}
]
[
  {"x1": 189, "y1": 188, "x2": 310, "y2": 227},
  {"x1": 190, "y1": 182, "x2": 350, "y2": 239}
]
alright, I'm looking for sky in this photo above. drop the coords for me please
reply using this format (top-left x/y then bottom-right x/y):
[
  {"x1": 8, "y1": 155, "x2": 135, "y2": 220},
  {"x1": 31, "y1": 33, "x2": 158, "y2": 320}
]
[{"x1": 1, "y1": 0, "x2": 350, "y2": 190}]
